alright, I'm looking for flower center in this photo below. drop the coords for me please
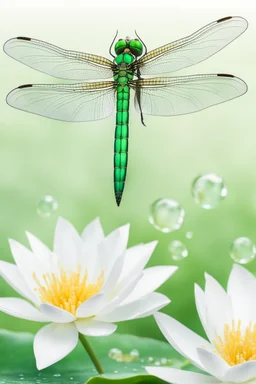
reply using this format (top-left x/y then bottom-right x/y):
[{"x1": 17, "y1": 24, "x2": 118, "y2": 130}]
[
  {"x1": 214, "y1": 320, "x2": 256, "y2": 366},
  {"x1": 33, "y1": 266, "x2": 104, "y2": 316}
]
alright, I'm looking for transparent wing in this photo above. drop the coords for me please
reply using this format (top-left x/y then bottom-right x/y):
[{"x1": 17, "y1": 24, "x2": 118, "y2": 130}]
[
  {"x1": 132, "y1": 74, "x2": 247, "y2": 116},
  {"x1": 137, "y1": 16, "x2": 248, "y2": 75},
  {"x1": 6, "y1": 81, "x2": 115, "y2": 122},
  {"x1": 4, "y1": 37, "x2": 114, "y2": 80}
]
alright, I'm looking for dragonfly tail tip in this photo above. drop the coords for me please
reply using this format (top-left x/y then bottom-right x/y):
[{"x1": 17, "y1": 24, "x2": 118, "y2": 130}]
[{"x1": 115, "y1": 193, "x2": 122, "y2": 207}]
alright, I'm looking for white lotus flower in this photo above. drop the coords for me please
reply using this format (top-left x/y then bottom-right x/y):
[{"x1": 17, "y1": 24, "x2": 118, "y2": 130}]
[
  {"x1": 146, "y1": 265, "x2": 256, "y2": 384},
  {"x1": 0, "y1": 217, "x2": 177, "y2": 370}
]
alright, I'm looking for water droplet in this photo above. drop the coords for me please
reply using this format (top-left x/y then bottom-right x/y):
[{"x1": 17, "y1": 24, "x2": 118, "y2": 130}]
[
  {"x1": 160, "y1": 358, "x2": 168, "y2": 365},
  {"x1": 230, "y1": 237, "x2": 256, "y2": 264},
  {"x1": 147, "y1": 356, "x2": 154, "y2": 363},
  {"x1": 154, "y1": 360, "x2": 161, "y2": 366},
  {"x1": 108, "y1": 348, "x2": 122, "y2": 361},
  {"x1": 113, "y1": 370, "x2": 119, "y2": 374},
  {"x1": 192, "y1": 173, "x2": 228, "y2": 209},
  {"x1": 53, "y1": 373, "x2": 61, "y2": 377},
  {"x1": 132, "y1": 368, "x2": 138, "y2": 372},
  {"x1": 70, "y1": 378, "x2": 74, "y2": 380},
  {"x1": 129, "y1": 349, "x2": 139, "y2": 359},
  {"x1": 149, "y1": 198, "x2": 185, "y2": 233},
  {"x1": 140, "y1": 358, "x2": 145, "y2": 363},
  {"x1": 168, "y1": 240, "x2": 188, "y2": 261},
  {"x1": 185, "y1": 231, "x2": 193, "y2": 239},
  {"x1": 37, "y1": 195, "x2": 58, "y2": 218}
]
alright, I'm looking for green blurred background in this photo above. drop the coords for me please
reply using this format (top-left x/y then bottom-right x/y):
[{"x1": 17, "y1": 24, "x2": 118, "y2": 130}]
[{"x1": 0, "y1": 0, "x2": 255, "y2": 342}]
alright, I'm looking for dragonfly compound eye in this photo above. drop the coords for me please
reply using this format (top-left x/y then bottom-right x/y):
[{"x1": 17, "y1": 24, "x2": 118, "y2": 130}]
[
  {"x1": 129, "y1": 39, "x2": 143, "y2": 57},
  {"x1": 114, "y1": 39, "x2": 127, "y2": 55}
]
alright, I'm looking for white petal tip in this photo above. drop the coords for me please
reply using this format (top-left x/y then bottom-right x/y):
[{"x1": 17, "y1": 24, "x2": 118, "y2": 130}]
[
  {"x1": 145, "y1": 366, "x2": 155, "y2": 375},
  {"x1": 36, "y1": 360, "x2": 48, "y2": 370},
  {"x1": 154, "y1": 311, "x2": 167, "y2": 321}
]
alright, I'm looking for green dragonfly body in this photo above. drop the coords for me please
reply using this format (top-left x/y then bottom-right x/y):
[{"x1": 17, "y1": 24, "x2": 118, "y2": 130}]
[
  {"x1": 4, "y1": 16, "x2": 248, "y2": 206},
  {"x1": 114, "y1": 52, "x2": 134, "y2": 204}
]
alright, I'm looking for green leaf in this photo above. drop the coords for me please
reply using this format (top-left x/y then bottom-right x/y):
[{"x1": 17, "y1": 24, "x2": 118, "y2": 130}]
[{"x1": 0, "y1": 329, "x2": 187, "y2": 384}]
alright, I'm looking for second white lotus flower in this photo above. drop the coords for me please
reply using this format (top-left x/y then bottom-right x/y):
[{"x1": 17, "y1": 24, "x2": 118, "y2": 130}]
[
  {"x1": 0, "y1": 217, "x2": 177, "y2": 370},
  {"x1": 147, "y1": 265, "x2": 256, "y2": 383}
]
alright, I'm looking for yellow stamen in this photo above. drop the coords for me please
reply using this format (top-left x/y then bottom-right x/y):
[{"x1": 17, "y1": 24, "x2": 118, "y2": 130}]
[
  {"x1": 33, "y1": 265, "x2": 104, "y2": 316},
  {"x1": 214, "y1": 320, "x2": 256, "y2": 366}
]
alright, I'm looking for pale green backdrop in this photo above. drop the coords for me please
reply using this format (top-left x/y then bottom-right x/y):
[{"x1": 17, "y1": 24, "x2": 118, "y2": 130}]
[{"x1": 0, "y1": 0, "x2": 255, "y2": 342}]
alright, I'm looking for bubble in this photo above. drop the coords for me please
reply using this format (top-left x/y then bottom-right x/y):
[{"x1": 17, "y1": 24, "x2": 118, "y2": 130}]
[
  {"x1": 149, "y1": 198, "x2": 185, "y2": 233},
  {"x1": 168, "y1": 240, "x2": 188, "y2": 261},
  {"x1": 37, "y1": 195, "x2": 58, "y2": 218},
  {"x1": 185, "y1": 231, "x2": 193, "y2": 239},
  {"x1": 230, "y1": 237, "x2": 256, "y2": 264},
  {"x1": 192, "y1": 173, "x2": 228, "y2": 209}
]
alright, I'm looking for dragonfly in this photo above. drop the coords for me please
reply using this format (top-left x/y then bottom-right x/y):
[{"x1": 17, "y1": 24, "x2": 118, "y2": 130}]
[{"x1": 4, "y1": 16, "x2": 248, "y2": 206}]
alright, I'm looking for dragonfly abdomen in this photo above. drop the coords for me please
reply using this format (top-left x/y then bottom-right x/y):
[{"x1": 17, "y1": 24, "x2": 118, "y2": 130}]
[
  {"x1": 113, "y1": 53, "x2": 135, "y2": 206},
  {"x1": 114, "y1": 84, "x2": 130, "y2": 206}
]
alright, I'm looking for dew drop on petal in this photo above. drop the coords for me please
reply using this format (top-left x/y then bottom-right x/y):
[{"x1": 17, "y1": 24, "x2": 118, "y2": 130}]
[
  {"x1": 230, "y1": 237, "x2": 256, "y2": 264},
  {"x1": 192, "y1": 173, "x2": 228, "y2": 209},
  {"x1": 37, "y1": 195, "x2": 58, "y2": 218},
  {"x1": 168, "y1": 240, "x2": 188, "y2": 261},
  {"x1": 185, "y1": 231, "x2": 193, "y2": 239},
  {"x1": 149, "y1": 198, "x2": 185, "y2": 233}
]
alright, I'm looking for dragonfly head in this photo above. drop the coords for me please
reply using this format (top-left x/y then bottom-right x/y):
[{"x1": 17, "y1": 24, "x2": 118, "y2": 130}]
[{"x1": 114, "y1": 38, "x2": 143, "y2": 57}]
